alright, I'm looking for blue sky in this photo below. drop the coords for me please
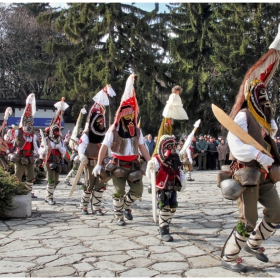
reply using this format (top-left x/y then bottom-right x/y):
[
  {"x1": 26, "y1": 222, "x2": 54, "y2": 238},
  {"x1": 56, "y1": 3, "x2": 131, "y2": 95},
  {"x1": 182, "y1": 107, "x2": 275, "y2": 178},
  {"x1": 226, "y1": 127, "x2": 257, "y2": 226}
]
[{"x1": 49, "y1": 2, "x2": 169, "y2": 13}]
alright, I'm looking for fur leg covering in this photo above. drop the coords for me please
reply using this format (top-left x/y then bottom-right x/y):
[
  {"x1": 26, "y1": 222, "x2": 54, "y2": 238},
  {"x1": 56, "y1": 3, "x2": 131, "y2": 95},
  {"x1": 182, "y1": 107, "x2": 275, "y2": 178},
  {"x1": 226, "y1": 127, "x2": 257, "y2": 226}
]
[
  {"x1": 246, "y1": 219, "x2": 276, "y2": 250},
  {"x1": 124, "y1": 193, "x2": 138, "y2": 210},
  {"x1": 46, "y1": 183, "x2": 55, "y2": 200},
  {"x1": 80, "y1": 191, "x2": 91, "y2": 209},
  {"x1": 92, "y1": 189, "x2": 104, "y2": 211},
  {"x1": 113, "y1": 196, "x2": 124, "y2": 220},
  {"x1": 222, "y1": 228, "x2": 248, "y2": 262},
  {"x1": 159, "y1": 206, "x2": 175, "y2": 228},
  {"x1": 25, "y1": 181, "x2": 33, "y2": 191},
  {"x1": 65, "y1": 169, "x2": 77, "y2": 181}
]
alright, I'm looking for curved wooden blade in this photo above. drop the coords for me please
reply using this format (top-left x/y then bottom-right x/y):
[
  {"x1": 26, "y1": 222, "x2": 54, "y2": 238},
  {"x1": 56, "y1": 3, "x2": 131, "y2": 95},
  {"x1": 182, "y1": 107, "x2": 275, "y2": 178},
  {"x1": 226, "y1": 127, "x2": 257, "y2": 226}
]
[
  {"x1": 150, "y1": 161, "x2": 157, "y2": 224},
  {"x1": 211, "y1": 104, "x2": 272, "y2": 157},
  {"x1": 69, "y1": 163, "x2": 85, "y2": 197}
]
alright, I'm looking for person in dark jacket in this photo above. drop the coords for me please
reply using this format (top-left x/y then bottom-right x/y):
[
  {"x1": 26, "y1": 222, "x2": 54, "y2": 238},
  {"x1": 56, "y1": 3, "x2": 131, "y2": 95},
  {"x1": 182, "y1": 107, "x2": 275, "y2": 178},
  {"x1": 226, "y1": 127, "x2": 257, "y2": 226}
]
[
  {"x1": 207, "y1": 136, "x2": 218, "y2": 170},
  {"x1": 196, "y1": 134, "x2": 208, "y2": 170},
  {"x1": 145, "y1": 134, "x2": 156, "y2": 156}
]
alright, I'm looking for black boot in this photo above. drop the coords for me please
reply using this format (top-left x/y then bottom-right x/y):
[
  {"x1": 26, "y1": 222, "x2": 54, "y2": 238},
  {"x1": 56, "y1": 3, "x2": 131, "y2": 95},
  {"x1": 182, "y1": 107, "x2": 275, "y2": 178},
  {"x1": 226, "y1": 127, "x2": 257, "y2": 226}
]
[
  {"x1": 221, "y1": 260, "x2": 247, "y2": 273},
  {"x1": 160, "y1": 225, "x2": 173, "y2": 242},
  {"x1": 124, "y1": 209, "x2": 133, "y2": 220},
  {"x1": 243, "y1": 243, "x2": 269, "y2": 263}
]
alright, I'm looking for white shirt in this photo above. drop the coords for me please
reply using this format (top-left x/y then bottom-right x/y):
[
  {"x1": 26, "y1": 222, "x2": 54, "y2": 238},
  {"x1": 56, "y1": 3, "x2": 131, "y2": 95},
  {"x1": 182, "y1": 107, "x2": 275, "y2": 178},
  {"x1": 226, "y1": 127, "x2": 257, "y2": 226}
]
[
  {"x1": 15, "y1": 129, "x2": 39, "y2": 154},
  {"x1": 102, "y1": 127, "x2": 144, "y2": 156},
  {"x1": 227, "y1": 111, "x2": 278, "y2": 162},
  {"x1": 38, "y1": 138, "x2": 66, "y2": 158}
]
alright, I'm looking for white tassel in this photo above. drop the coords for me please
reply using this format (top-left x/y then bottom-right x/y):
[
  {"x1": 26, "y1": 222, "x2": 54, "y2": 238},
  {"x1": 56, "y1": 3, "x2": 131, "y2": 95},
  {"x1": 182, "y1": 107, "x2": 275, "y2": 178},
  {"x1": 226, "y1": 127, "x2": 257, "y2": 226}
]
[
  {"x1": 180, "y1": 119, "x2": 201, "y2": 156},
  {"x1": 93, "y1": 89, "x2": 109, "y2": 106},
  {"x1": 107, "y1": 85, "x2": 116, "y2": 97},
  {"x1": 121, "y1": 74, "x2": 135, "y2": 103}
]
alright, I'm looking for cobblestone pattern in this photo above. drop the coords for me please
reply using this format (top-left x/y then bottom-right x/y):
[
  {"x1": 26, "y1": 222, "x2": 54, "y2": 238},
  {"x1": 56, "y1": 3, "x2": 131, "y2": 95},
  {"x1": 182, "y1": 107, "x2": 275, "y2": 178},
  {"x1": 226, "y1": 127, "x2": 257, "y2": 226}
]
[{"x1": 0, "y1": 170, "x2": 280, "y2": 277}]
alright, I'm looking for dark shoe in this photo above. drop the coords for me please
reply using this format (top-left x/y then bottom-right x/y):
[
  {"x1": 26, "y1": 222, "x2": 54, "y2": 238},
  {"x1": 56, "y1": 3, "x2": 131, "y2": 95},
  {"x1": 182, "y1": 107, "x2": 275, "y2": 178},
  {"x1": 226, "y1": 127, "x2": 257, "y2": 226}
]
[
  {"x1": 92, "y1": 209, "x2": 104, "y2": 216},
  {"x1": 124, "y1": 209, "x2": 133, "y2": 220},
  {"x1": 81, "y1": 208, "x2": 89, "y2": 215},
  {"x1": 48, "y1": 199, "x2": 56, "y2": 205},
  {"x1": 221, "y1": 260, "x2": 247, "y2": 273},
  {"x1": 115, "y1": 218, "x2": 126, "y2": 226},
  {"x1": 159, "y1": 225, "x2": 173, "y2": 242},
  {"x1": 77, "y1": 181, "x2": 83, "y2": 185},
  {"x1": 31, "y1": 193, "x2": 37, "y2": 198},
  {"x1": 64, "y1": 180, "x2": 71, "y2": 186},
  {"x1": 244, "y1": 243, "x2": 269, "y2": 263},
  {"x1": 187, "y1": 178, "x2": 194, "y2": 181}
]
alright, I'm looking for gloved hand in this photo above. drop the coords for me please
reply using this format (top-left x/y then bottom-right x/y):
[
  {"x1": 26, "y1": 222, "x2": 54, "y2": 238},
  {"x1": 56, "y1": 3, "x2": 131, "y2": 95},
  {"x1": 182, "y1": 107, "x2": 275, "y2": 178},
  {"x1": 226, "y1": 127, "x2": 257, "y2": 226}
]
[
  {"x1": 92, "y1": 164, "x2": 102, "y2": 176},
  {"x1": 179, "y1": 169, "x2": 187, "y2": 192},
  {"x1": 256, "y1": 152, "x2": 274, "y2": 172},
  {"x1": 79, "y1": 154, "x2": 89, "y2": 165}
]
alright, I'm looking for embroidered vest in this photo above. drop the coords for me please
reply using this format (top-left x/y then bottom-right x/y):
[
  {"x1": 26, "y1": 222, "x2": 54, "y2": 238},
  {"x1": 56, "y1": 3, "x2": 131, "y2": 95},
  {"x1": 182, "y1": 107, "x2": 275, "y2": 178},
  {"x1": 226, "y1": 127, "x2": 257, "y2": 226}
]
[
  {"x1": 231, "y1": 108, "x2": 280, "y2": 166},
  {"x1": 111, "y1": 127, "x2": 140, "y2": 155}
]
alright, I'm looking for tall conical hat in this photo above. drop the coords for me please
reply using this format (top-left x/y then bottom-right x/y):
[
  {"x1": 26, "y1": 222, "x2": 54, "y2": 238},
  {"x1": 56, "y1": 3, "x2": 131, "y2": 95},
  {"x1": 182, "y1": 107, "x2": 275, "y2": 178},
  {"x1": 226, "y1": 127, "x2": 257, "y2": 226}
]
[
  {"x1": 230, "y1": 24, "x2": 280, "y2": 121},
  {"x1": 48, "y1": 97, "x2": 69, "y2": 134},
  {"x1": 111, "y1": 74, "x2": 139, "y2": 129},
  {"x1": 0, "y1": 107, "x2": 12, "y2": 137},
  {"x1": 19, "y1": 93, "x2": 36, "y2": 129},
  {"x1": 69, "y1": 105, "x2": 87, "y2": 149},
  {"x1": 84, "y1": 84, "x2": 116, "y2": 132}
]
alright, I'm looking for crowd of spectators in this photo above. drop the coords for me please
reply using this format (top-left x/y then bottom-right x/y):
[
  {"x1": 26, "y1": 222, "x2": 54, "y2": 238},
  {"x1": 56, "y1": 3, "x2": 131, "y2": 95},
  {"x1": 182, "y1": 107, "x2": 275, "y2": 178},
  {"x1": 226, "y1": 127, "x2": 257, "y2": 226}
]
[{"x1": 143, "y1": 133, "x2": 231, "y2": 171}]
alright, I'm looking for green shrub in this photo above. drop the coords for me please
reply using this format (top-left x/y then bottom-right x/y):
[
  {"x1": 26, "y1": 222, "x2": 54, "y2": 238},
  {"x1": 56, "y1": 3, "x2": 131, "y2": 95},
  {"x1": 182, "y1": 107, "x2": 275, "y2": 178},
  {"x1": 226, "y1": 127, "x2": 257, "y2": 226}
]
[{"x1": 0, "y1": 167, "x2": 29, "y2": 218}]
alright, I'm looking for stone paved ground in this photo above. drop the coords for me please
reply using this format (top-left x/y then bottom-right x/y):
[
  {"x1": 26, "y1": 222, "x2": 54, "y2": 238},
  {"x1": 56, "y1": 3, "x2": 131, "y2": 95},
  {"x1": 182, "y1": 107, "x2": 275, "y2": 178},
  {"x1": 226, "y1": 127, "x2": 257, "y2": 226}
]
[{"x1": 1, "y1": 169, "x2": 280, "y2": 277}]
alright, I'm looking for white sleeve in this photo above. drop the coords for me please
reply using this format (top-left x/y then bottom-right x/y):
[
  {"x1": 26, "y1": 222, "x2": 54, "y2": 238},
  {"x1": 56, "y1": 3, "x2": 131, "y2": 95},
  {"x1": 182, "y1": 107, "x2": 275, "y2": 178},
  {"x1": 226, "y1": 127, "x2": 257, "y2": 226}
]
[
  {"x1": 145, "y1": 157, "x2": 160, "y2": 179},
  {"x1": 57, "y1": 141, "x2": 66, "y2": 156},
  {"x1": 227, "y1": 111, "x2": 260, "y2": 162},
  {"x1": 270, "y1": 119, "x2": 278, "y2": 138},
  {"x1": 187, "y1": 148, "x2": 193, "y2": 164},
  {"x1": 33, "y1": 136, "x2": 39, "y2": 154},
  {"x1": 78, "y1": 133, "x2": 89, "y2": 157},
  {"x1": 138, "y1": 130, "x2": 144, "y2": 145},
  {"x1": 102, "y1": 131, "x2": 114, "y2": 148}
]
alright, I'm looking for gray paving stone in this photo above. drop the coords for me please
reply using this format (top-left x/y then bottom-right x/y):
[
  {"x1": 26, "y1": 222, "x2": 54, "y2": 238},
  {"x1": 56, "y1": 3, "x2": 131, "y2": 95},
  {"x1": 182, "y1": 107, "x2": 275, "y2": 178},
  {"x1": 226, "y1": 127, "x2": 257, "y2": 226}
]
[
  {"x1": 135, "y1": 235, "x2": 161, "y2": 246},
  {"x1": 99, "y1": 254, "x2": 132, "y2": 263},
  {"x1": 149, "y1": 245, "x2": 172, "y2": 253},
  {"x1": 57, "y1": 244, "x2": 92, "y2": 255},
  {"x1": 176, "y1": 245, "x2": 206, "y2": 257},
  {"x1": 8, "y1": 227, "x2": 53, "y2": 238},
  {"x1": 152, "y1": 262, "x2": 189, "y2": 272},
  {"x1": 0, "y1": 260, "x2": 36, "y2": 273},
  {"x1": 188, "y1": 255, "x2": 221, "y2": 268},
  {"x1": 0, "y1": 272, "x2": 29, "y2": 277},
  {"x1": 1, "y1": 239, "x2": 40, "y2": 252},
  {"x1": 90, "y1": 238, "x2": 142, "y2": 252},
  {"x1": 36, "y1": 255, "x2": 59, "y2": 264},
  {"x1": 2, "y1": 257, "x2": 36, "y2": 262},
  {"x1": 112, "y1": 228, "x2": 147, "y2": 238},
  {"x1": 41, "y1": 237, "x2": 80, "y2": 248},
  {"x1": 154, "y1": 273, "x2": 183, "y2": 277},
  {"x1": 73, "y1": 262, "x2": 94, "y2": 272},
  {"x1": 183, "y1": 266, "x2": 245, "y2": 277},
  {"x1": 119, "y1": 267, "x2": 159, "y2": 277},
  {"x1": 150, "y1": 251, "x2": 186, "y2": 262},
  {"x1": 1, "y1": 248, "x2": 56, "y2": 258},
  {"x1": 58, "y1": 227, "x2": 111, "y2": 237},
  {"x1": 45, "y1": 254, "x2": 83, "y2": 267},
  {"x1": 94, "y1": 260, "x2": 127, "y2": 271},
  {"x1": 125, "y1": 258, "x2": 154, "y2": 268},
  {"x1": 127, "y1": 249, "x2": 150, "y2": 258},
  {"x1": 32, "y1": 266, "x2": 76, "y2": 277},
  {"x1": 85, "y1": 269, "x2": 115, "y2": 277}
]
